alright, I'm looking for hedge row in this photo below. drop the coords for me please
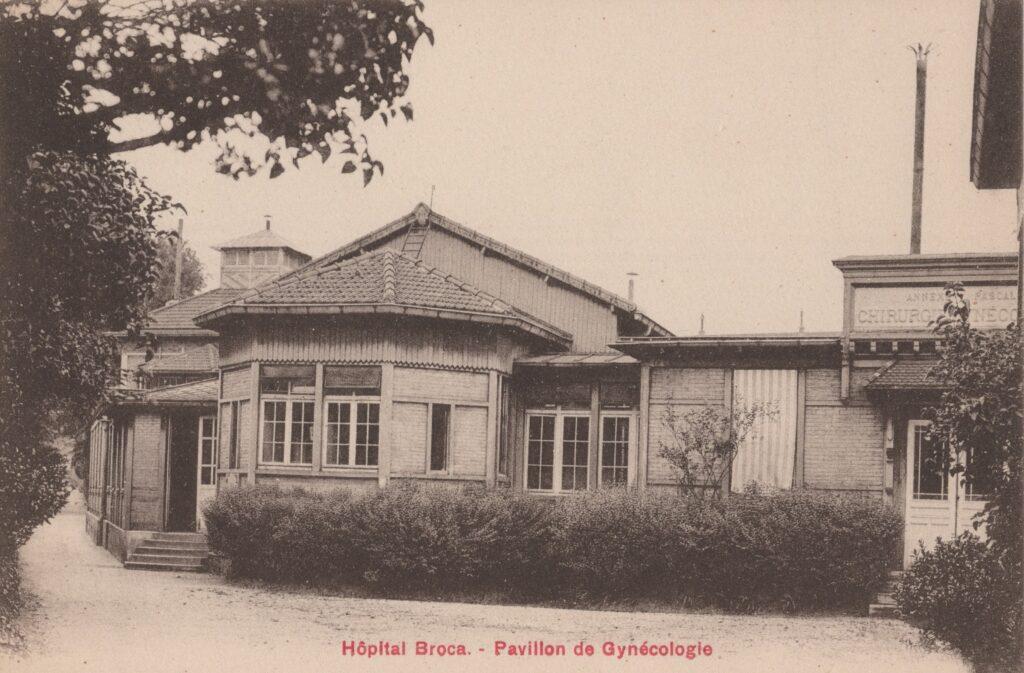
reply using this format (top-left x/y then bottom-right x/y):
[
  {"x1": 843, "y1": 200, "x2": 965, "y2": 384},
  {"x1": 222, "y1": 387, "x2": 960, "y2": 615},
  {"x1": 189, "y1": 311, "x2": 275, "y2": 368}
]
[
  {"x1": 205, "y1": 484, "x2": 901, "y2": 611},
  {"x1": 896, "y1": 534, "x2": 1023, "y2": 673},
  {"x1": 0, "y1": 544, "x2": 20, "y2": 645}
]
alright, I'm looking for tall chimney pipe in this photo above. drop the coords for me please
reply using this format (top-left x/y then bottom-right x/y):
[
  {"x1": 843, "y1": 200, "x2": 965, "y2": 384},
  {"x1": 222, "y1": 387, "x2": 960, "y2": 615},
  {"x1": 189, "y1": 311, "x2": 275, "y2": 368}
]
[
  {"x1": 173, "y1": 218, "x2": 184, "y2": 300},
  {"x1": 910, "y1": 44, "x2": 930, "y2": 255},
  {"x1": 627, "y1": 272, "x2": 638, "y2": 303}
]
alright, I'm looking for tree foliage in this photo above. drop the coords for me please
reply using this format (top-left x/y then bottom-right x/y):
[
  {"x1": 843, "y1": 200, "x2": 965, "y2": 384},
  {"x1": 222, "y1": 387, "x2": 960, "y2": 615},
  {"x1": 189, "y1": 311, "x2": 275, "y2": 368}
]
[
  {"x1": 926, "y1": 283, "x2": 1022, "y2": 567},
  {"x1": 144, "y1": 235, "x2": 206, "y2": 313},
  {"x1": 657, "y1": 403, "x2": 777, "y2": 499},
  {"x1": 0, "y1": 0, "x2": 432, "y2": 184},
  {"x1": 0, "y1": 152, "x2": 174, "y2": 546}
]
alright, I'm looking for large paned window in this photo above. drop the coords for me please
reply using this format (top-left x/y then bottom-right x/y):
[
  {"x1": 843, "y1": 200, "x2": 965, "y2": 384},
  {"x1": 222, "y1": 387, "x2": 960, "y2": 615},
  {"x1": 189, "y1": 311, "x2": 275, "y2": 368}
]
[
  {"x1": 497, "y1": 376, "x2": 511, "y2": 478},
  {"x1": 322, "y1": 365, "x2": 382, "y2": 468},
  {"x1": 199, "y1": 415, "x2": 218, "y2": 485},
  {"x1": 600, "y1": 415, "x2": 631, "y2": 487},
  {"x1": 526, "y1": 413, "x2": 590, "y2": 492},
  {"x1": 912, "y1": 423, "x2": 948, "y2": 500},
  {"x1": 259, "y1": 365, "x2": 315, "y2": 466}
]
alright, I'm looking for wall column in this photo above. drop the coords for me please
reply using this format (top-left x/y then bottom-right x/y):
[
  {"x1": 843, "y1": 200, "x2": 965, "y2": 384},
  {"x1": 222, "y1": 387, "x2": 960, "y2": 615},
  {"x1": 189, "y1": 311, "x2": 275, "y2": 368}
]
[
  {"x1": 247, "y1": 361, "x2": 259, "y2": 485},
  {"x1": 636, "y1": 364, "x2": 651, "y2": 491},
  {"x1": 378, "y1": 363, "x2": 394, "y2": 488},
  {"x1": 485, "y1": 370, "x2": 498, "y2": 488},
  {"x1": 312, "y1": 363, "x2": 324, "y2": 473},
  {"x1": 588, "y1": 382, "x2": 600, "y2": 490}
]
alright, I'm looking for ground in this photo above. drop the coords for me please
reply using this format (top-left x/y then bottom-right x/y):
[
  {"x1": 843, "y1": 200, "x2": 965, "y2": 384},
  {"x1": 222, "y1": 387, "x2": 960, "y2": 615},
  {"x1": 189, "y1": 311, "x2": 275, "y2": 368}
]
[{"x1": 2, "y1": 494, "x2": 968, "y2": 673}]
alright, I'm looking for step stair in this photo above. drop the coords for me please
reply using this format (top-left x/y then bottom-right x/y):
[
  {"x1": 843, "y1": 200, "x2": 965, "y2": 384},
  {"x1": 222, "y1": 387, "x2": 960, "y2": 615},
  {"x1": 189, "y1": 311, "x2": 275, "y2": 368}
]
[
  {"x1": 868, "y1": 570, "x2": 903, "y2": 618},
  {"x1": 124, "y1": 532, "x2": 209, "y2": 572}
]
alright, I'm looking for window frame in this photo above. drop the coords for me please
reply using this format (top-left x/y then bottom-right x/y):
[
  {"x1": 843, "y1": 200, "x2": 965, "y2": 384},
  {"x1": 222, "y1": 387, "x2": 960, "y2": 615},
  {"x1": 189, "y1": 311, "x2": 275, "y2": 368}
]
[
  {"x1": 427, "y1": 402, "x2": 453, "y2": 474},
  {"x1": 198, "y1": 415, "x2": 218, "y2": 486},
  {"x1": 258, "y1": 394, "x2": 315, "y2": 466},
  {"x1": 524, "y1": 409, "x2": 591, "y2": 494},
  {"x1": 598, "y1": 412, "x2": 636, "y2": 488},
  {"x1": 322, "y1": 395, "x2": 381, "y2": 469}
]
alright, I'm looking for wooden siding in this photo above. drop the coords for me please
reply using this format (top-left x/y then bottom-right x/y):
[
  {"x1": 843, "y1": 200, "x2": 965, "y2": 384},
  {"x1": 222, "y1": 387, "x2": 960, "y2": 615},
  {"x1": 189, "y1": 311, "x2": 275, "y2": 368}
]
[
  {"x1": 362, "y1": 228, "x2": 622, "y2": 351},
  {"x1": 394, "y1": 367, "x2": 488, "y2": 403},
  {"x1": 392, "y1": 402, "x2": 428, "y2": 473},
  {"x1": 240, "y1": 318, "x2": 531, "y2": 374},
  {"x1": 129, "y1": 412, "x2": 165, "y2": 531},
  {"x1": 452, "y1": 406, "x2": 488, "y2": 476},
  {"x1": 221, "y1": 367, "x2": 251, "y2": 400}
]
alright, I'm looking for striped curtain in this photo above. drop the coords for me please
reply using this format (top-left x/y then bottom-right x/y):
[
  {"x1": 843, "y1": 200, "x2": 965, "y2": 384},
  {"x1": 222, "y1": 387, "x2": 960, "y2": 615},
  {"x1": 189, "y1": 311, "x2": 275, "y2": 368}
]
[{"x1": 730, "y1": 369, "x2": 798, "y2": 492}]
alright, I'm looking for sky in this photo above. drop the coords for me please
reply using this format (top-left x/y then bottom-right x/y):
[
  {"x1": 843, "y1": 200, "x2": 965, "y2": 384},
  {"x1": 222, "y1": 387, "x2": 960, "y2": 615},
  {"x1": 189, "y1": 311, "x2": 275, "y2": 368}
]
[{"x1": 123, "y1": 0, "x2": 1017, "y2": 336}]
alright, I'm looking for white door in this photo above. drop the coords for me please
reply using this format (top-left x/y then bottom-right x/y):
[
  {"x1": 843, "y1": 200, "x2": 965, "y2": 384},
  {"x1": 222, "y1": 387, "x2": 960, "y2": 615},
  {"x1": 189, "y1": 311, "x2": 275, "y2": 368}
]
[
  {"x1": 904, "y1": 420, "x2": 988, "y2": 567},
  {"x1": 196, "y1": 415, "x2": 218, "y2": 532}
]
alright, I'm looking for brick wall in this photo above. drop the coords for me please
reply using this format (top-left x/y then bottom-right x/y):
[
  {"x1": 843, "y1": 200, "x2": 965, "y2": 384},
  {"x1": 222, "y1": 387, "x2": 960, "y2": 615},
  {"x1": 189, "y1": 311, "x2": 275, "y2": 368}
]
[
  {"x1": 647, "y1": 368, "x2": 728, "y2": 486},
  {"x1": 393, "y1": 366, "x2": 488, "y2": 403},
  {"x1": 221, "y1": 366, "x2": 251, "y2": 400},
  {"x1": 803, "y1": 368, "x2": 884, "y2": 492}
]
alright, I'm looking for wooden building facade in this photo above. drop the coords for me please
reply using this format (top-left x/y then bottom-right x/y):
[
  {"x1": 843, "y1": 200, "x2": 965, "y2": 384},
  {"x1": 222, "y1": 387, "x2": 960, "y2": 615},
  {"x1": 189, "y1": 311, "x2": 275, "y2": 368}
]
[{"x1": 86, "y1": 205, "x2": 1018, "y2": 570}]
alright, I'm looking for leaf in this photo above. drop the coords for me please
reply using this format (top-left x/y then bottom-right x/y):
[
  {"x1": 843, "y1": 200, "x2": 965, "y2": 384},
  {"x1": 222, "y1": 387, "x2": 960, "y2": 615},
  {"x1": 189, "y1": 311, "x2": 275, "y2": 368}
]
[
  {"x1": 341, "y1": 161, "x2": 356, "y2": 174},
  {"x1": 269, "y1": 161, "x2": 284, "y2": 179},
  {"x1": 400, "y1": 104, "x2": 413, "y2": 121},
  {"x1": 362, "y1": 168, "x2": 373, "y2": 187}
]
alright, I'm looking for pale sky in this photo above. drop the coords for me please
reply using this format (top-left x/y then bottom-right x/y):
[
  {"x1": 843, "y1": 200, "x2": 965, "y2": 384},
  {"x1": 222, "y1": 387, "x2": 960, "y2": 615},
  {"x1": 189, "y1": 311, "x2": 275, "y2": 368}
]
[{"x1": 124, "y1": 0, "x2": 1017, "y2": 336}]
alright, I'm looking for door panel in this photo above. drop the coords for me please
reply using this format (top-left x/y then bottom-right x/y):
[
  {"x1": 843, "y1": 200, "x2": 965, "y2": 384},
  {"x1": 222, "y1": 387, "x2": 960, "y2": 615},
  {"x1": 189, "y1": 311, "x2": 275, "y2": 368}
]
[{"x1": 196, "y1": 415, "x2": 218, "y2": 532}]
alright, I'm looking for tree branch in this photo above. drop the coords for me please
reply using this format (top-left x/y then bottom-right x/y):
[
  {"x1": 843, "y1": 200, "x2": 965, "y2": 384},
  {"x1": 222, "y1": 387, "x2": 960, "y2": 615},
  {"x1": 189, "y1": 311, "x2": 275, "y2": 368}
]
[{"x1": 107, "y1": 133, "x2": 172, "y2": 154}]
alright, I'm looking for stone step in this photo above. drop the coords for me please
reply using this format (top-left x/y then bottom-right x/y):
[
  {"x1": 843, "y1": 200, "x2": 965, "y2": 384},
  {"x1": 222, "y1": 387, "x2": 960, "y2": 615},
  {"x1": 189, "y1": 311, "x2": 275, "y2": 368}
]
[
  {"x1": 889, "y1": 570, "x2": 905, "y2": 579},
  {"x1": 873, "y1": 592, "x2": 897, "y2": 606},
  {"x1": 129, "y1": 553, "x2": 205, "y2": 566},
  {"x1": 133, "y1": 545, "x2": 208, "y2": 558},
  {"x1": 124, "y1": 559, "x2": 205, "y2": 572},
  {"x1": 138, "y1": 539, "x2": 209, "y2": 551},
  {"x1": 868, "y1": 603, "x2": 899, "y2": 618},
  {"x1": 150, "y1": 531, "x2": 207, "y2": 543}
]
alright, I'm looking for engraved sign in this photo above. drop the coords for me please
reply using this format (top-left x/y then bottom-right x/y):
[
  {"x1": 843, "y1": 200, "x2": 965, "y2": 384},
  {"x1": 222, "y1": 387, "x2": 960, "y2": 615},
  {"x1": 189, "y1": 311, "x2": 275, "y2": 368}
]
[{"x1": 852, "y1": 285, "x2": 1018, "y2": 332}]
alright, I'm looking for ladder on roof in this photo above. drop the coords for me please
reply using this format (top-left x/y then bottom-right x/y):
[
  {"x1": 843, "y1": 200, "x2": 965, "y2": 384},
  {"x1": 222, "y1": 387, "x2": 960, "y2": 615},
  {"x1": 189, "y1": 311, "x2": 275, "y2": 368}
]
[{"x1": 400, "y1": 221, "x2": 429, "y2": 259}]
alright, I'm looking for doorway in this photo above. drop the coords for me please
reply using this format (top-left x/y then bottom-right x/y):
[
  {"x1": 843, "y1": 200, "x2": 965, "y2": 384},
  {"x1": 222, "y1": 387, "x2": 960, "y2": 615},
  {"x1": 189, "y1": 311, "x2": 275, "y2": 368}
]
[
  {"x1": 165, "y1": 411, "x2": 198, "y2": 532},
  {"x1": 903, "y1": 420, "x2": 989, "y2": 567}
]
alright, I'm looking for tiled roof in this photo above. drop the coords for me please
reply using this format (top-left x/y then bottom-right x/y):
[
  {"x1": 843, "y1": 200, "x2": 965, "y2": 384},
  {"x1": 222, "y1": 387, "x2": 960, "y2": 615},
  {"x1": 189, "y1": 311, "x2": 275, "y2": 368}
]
[
  {"x1": 146, "y1": 288, "x2": 246, "y2": 331},
  {"x1": 214, "y1": 227, "x2": 308, "y2": 255},
  {"x1": 140, "y1": 344, "x2": 218, "y2": 373},
  {"x1": 864, "y1": 359, "x2": 945, "y2": 390},
  {"x1": 196, "y1": 249, "x2": 572, "y2": 347},
  {"x1": 273, "y1": 204, "x2": 672, "y2": 337}
]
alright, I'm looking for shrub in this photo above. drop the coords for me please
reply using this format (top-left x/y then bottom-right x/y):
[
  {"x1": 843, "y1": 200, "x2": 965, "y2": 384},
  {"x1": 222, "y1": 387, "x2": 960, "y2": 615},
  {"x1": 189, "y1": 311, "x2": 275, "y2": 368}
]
[
  {"x1": 708, "y1": 491, "x2": 902, "y2": 610},
  {"x1": 205, "y1": 483, "x2": 899, "y2": 612},
  {"x1": 896, "y1": 534, "x2": 1023, "y2": 673},
  {"x1": 0, "y1": 545, "x2": 19, "y2": 643}
]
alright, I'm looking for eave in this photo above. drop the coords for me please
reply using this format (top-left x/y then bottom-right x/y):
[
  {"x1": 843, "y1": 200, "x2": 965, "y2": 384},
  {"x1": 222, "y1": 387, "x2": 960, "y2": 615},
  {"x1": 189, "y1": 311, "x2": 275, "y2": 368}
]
[{"x1": 196, "y1": 302, "x2": 573, "y2": 349}]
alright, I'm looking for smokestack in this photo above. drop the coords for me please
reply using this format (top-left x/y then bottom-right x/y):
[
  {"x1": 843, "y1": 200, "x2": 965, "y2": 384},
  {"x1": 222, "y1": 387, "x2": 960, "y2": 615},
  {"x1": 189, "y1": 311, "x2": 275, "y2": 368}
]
[
  {"x1": 910, "y1": 44, "x2": 930, "y2": 255},
  {"x1": 173, "y1": 218, "x2": 184, "y2": 300},
  {"x1": 626, "y1": 272, "x2": 638, "y2": 303},
  {"x1": 264, "y1": 214, "x2": 272, "y2": 231}
]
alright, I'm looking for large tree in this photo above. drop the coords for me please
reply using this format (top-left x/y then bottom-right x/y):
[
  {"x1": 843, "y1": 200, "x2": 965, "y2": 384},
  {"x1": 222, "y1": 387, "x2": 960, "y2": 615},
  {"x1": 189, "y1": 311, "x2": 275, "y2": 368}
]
[
  {"x1": 0, "y1": 0, "x2": 432, "y2": 551},
  {"x1": 0, "y1": 0, "x2": 431, "y2": 185}
]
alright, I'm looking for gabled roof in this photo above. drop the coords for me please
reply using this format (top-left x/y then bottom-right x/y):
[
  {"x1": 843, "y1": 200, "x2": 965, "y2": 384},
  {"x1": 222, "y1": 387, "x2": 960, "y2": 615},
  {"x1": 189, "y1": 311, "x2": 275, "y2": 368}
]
[
  {"x1": 214, "y1": 227, "x2": 310, "y2": 258},
  {"x1": 195, "y1": 249, "x2": 573, "y2": 348},
  {"x1": 139, "y1": 344, "x2": 219, "y2": 373},
  {"x1": 143, "y1": 288, "x2": 247, "y2": 334},
  {"x1": 864, "y1": 358, "x2": 944, "y2": 391},
  {"x1": 276, "y1": 204, "x2": 671, "y2": 337}
]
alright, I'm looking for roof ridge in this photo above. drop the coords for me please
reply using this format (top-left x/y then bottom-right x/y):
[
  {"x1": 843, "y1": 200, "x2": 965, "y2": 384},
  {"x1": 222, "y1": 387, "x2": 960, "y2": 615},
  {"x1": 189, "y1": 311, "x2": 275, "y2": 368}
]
[
  {"x1": 142, "y1": 375, "x2": 218, "y2": 393},
  {"x1": 381, "y1": 249, "x2": 397, "y2": 303}
]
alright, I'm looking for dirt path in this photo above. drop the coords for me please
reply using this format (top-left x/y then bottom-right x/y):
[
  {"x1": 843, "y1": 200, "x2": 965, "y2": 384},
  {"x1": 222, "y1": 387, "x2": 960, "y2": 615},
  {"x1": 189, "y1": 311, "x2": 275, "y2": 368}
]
[{"x1": 2, "y1": 496, "x2": 967, "y2": 673}]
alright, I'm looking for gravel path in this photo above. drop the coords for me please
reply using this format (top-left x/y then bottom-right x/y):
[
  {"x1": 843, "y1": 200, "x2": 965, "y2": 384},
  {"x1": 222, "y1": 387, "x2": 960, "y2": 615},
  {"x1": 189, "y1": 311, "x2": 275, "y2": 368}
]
[{"x1": 3, "y1": 495, "x2": 968, "y2": 673}]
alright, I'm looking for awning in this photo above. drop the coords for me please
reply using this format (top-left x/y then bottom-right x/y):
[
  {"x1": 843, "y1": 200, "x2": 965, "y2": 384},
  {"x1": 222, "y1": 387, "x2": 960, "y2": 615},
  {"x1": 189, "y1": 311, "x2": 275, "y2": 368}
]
[
  {"x1": 515, "y1": 353, "x2": 639, "y2": 366},
  {"x1": 864, "y1": 359, "x2": 945, "y2": 391}
]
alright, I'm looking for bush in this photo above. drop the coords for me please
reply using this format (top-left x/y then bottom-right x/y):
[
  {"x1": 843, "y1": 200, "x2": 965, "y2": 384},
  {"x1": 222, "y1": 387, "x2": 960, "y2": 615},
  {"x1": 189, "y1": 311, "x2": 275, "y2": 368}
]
[
  {"x1": 896, "y1": 534, "x2": 1023, "y2": 673},
  {"x1": 0, "y1": 545, "x2": 19, "y2": 645},
  {"x1": 205, "y1": 484, "x2": 900, "y2": 612}
]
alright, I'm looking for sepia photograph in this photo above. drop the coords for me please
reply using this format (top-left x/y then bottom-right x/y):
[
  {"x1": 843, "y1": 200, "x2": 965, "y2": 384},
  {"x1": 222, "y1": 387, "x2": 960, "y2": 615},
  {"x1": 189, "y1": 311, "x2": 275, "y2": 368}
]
[{"x1": 0, "y1": 1, "x2": 1021, "y2": 672}]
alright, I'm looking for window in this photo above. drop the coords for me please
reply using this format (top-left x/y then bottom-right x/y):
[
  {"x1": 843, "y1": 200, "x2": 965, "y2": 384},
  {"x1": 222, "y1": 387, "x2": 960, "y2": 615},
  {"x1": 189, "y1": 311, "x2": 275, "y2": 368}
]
[
  {"x1": 324, "y1": 400, "x2": 380, "y2": 467},
  {"x1": 429, "y1": 404, "x2": 451, "y2": 472},
  {"x1": 526, "y1": 413, "x2": 589, "y2": 492},
  {"x1": 259, "y1": 365, "x2": 315, "y2": 466},
  {"x1": 199, "y1": 416, "x2": 218, "y2": 485},
  {"x1": 526, "y1": 415, "x2": 555, "y2": 490},
  {"x1": 600, "y1": 416, "x2": 631, "y2": 486},
  {"x1": 912, "y1": 423, "x2": 948, "y2": 500},
  {"x1": 228, "y1": 401, "x2": 240, "y2": 469}
]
